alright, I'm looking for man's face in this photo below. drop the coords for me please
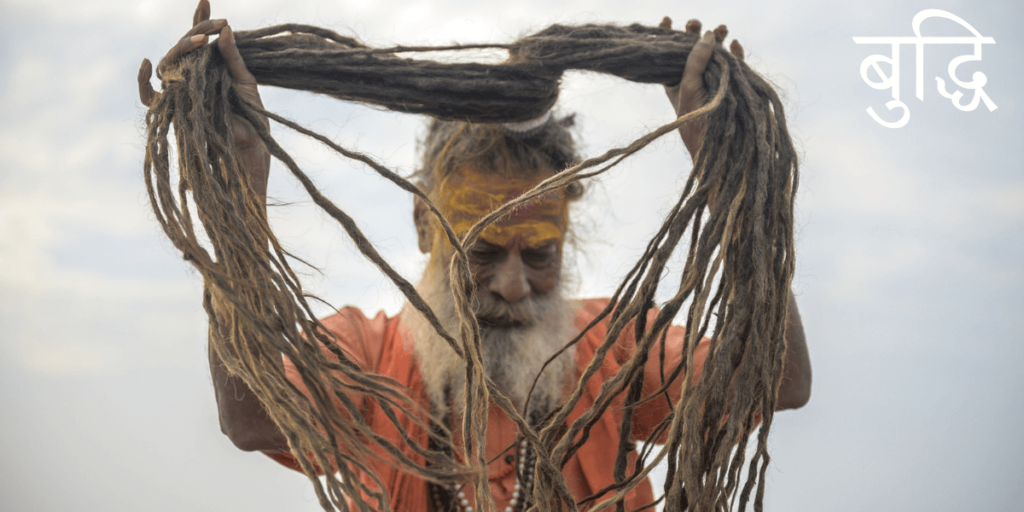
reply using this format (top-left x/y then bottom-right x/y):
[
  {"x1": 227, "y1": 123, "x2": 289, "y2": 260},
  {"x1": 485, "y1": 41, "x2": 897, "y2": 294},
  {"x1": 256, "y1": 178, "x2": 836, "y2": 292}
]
[
  {"x1": 466, "y1": 236, "x2": 561, "y2": 327},
  {"x1": 421, "y1": 167, "x2": 568, "y2": 327},
  {"x1": 408, "y1": 167, "x2": 576, "y2": 411}
]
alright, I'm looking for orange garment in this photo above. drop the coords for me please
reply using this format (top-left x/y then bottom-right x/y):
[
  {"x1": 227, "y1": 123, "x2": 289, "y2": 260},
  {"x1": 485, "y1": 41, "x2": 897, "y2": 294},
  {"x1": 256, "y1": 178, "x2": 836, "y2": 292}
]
[{"x1": 268, "y1": 298, "x2": 709, "y2": 512}]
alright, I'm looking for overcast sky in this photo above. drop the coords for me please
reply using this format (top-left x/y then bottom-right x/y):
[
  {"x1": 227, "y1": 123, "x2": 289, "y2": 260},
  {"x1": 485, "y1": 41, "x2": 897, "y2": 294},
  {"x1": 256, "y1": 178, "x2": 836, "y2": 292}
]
[{"x1": 1, "y1": 0, "x2": 1022, "y2": 511}]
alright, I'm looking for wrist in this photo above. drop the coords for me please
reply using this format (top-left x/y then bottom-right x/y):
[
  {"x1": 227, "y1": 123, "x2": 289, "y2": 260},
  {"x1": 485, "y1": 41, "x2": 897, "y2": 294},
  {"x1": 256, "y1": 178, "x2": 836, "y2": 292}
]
[{"x1": 678, "y1": 125, "x2": 704, "y2": 163}]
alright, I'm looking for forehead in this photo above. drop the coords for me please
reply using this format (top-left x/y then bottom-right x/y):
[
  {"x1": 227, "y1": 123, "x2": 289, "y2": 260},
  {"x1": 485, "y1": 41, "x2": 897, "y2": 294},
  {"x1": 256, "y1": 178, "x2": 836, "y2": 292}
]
[
  {"x1": 442, "y1": 168, "x2": 554, "y2": 208},
  {"x1": 439, "y1": 167, "x2": 567, "y2": 248}
]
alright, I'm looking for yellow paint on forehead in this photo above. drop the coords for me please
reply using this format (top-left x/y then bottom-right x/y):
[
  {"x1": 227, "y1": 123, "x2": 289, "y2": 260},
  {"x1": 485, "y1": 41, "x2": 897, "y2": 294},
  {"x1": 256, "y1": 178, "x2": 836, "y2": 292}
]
[{"x1": 439, "y1": 167, "x2": 568, "y2": 249}]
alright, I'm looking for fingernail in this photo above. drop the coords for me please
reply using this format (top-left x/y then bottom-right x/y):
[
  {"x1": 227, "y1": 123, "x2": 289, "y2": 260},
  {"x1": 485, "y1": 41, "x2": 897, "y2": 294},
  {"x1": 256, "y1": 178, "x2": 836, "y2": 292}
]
[
  {"x1": 190, "y1": 34, "x2": 206, "y2": 43},
  {"x1": 212, "y1": 19, "x2": 227, "y2": 27}
]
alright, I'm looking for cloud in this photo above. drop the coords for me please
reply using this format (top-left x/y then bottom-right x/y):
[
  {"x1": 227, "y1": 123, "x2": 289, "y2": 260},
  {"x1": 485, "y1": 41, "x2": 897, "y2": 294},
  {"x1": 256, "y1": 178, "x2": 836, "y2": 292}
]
[
  {"x1": 0, "y1": 1, "x2": 1021, "y2": 511},
  {"x1": 19, "y1": 342, "x2": 118, "y2": 374}
]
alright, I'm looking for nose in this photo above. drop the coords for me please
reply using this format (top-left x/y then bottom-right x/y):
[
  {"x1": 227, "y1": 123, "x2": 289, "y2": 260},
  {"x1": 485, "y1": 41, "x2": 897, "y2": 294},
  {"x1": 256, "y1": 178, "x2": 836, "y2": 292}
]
[{"x1": 487, "y1": 251, "x2": 531, "y2": 303}]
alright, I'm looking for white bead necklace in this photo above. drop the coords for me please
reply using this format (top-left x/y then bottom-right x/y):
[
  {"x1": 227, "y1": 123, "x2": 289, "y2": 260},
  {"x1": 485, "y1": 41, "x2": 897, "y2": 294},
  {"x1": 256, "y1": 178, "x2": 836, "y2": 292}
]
[{"x1": 429, "y1": 426, "x2": 537, "y2": 512}]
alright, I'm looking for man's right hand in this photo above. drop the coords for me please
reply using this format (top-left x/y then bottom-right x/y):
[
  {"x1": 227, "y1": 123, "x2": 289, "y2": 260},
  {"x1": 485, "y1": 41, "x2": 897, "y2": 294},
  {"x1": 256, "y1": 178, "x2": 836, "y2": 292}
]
[
  {"x1": 138, "y1": 0, "x2": 271, "y2": 198},
  {"x1": 139, "y1": 1, "x2": 283, "y2": 453}
]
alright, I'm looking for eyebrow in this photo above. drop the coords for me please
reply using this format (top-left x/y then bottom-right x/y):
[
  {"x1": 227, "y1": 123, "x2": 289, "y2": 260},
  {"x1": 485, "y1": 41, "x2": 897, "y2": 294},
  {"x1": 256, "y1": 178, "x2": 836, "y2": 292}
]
[{"x1": 524, "y1": 242, "x2": 557, "y2": 252}]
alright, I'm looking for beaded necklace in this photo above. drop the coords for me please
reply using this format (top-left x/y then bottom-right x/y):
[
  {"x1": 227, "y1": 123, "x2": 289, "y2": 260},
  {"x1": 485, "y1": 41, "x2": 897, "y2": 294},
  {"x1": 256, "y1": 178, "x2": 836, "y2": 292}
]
[{"x1": 427, "y1": 404, "x2": 540, "y2": 512}]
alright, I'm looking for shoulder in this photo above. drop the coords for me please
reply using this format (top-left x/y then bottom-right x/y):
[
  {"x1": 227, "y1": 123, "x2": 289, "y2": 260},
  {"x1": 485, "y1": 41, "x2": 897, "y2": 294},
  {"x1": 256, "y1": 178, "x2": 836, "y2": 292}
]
[
  {"x1": 569, "y1": 298, "x2": 691, "y2": 364},
  {"x1": 571, "y1": 297, "x2": 614, "y2": 327},
  {"x1": 570, "y1": 298, "x2": 632, "y2": 362},
  {"x1": 318, "y1": 306, "x2": 398, "y2": 372}
]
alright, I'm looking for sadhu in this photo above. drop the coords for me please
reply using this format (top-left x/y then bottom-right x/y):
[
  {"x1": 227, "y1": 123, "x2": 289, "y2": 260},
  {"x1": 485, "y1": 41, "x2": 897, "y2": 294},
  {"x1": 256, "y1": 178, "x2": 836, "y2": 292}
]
[{"x1": 138, "y1": 1, "x2": 812, "y2": 510}]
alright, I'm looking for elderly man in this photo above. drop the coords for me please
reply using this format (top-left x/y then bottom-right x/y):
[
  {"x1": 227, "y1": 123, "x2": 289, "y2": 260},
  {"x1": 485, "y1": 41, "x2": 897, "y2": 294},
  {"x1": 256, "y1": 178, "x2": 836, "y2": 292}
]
[{"x1": 139, "y1": 2, "x2": 811, "y2": 511}]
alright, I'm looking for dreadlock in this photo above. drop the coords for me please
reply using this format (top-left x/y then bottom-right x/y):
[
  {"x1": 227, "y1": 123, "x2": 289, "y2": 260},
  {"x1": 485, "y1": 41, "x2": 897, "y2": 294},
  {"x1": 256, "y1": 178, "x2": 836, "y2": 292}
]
[{"x1": 142, "y1": 21, "x2": 797, "y2": 512}]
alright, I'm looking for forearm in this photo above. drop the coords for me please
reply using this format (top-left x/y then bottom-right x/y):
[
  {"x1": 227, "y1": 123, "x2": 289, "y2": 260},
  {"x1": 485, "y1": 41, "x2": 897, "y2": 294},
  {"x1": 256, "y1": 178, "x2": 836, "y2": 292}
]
[
  {"x1": 206, "y1": 120, "x2": 283, "y2": 452},
  {"x1": 242, "y1": 145, "x2": 271, "y2": 203},
  {"x1": 209, "y1": 337, "x2": 290, "y2": 452},
  {"x1": 776, "y1": 291, "x2": 812, "y2": 410}
]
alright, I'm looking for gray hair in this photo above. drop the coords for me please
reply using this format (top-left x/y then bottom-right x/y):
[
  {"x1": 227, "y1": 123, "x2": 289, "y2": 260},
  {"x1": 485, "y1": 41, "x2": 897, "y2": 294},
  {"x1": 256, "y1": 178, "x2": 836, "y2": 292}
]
[{"x1": 413, "y1": 115, "x2": 584, "y2": 201}]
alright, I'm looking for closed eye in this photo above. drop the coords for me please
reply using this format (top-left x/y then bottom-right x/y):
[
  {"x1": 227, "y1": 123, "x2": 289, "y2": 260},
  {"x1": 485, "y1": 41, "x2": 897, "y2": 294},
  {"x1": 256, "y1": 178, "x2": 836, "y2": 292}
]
[
  {"x1": 468, "y1": 243, "x2": 505, "y2": 262},
  {"x1": 522, "y1": 245, "x2": 557, "y2": 268}
]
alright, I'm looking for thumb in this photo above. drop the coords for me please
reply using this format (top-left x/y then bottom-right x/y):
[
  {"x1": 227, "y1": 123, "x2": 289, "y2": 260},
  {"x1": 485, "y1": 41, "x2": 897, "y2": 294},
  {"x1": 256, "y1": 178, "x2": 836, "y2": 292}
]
[
  {"x1": 138, "y1": 58, "x2": 159, "y2": 107},
  {"x1": 218, "y1": 25, "x2": 256, "y2": 86},
  {"x1": 680, "y1": 30, "x2": 716, "y2": 90}
]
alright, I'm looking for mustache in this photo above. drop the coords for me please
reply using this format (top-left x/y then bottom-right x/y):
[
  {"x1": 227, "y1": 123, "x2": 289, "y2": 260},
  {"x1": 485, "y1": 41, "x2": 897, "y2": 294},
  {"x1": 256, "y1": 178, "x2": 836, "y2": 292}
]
[{"x1": 473, "y1": 292, "x2": 543, "y2": 328}]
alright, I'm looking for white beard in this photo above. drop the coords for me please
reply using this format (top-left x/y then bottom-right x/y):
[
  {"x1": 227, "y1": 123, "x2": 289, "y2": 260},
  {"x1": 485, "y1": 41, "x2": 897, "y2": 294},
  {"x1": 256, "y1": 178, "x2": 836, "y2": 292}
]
[{"x1": 401, "y1": 269, "x2": 577, "y2": 418}]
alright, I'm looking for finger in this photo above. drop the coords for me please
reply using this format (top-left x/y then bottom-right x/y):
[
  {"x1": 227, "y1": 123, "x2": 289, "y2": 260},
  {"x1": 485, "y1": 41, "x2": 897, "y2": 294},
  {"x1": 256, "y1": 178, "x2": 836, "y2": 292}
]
[
  {"x1": 183, "y1": 18, "x2": 228, "y2": 40},
  {"x1": 685, "y1": 19, "x2": 702, "y2": 35},
  {"x1": 158, "y1": 34, "x2": 206, "y2": 78},
  {"x1": 713, "y1": 25, "x2": 728, "y2": 46},
  {"x1": 660, "y1": 18, "x2": 678, "y2": 98},
  {"x1": 138, "y1": 58, "x2": 158, "y2": 106},
  {"x1": 730, "y1": 39, "x2": 745, "y2": 61},
  {"x1": 158, "y1": 19, "x2": 227, "y2": 77},
  {"x1": 193, "y1": 0, "x2": 211, "y2": 27},
  {"x1": 682, "y1": 30, "x2": 716, "y2": 82},
  {"x1": 218, "y1": 25, "x2": 256, "y2": 85}
]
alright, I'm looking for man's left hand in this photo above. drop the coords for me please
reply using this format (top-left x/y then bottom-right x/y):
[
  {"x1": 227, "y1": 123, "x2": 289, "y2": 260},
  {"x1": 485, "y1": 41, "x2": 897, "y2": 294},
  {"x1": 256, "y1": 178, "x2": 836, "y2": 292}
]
[{"x1": 659, "y1": 17, "x2": 746, "y2": 161}]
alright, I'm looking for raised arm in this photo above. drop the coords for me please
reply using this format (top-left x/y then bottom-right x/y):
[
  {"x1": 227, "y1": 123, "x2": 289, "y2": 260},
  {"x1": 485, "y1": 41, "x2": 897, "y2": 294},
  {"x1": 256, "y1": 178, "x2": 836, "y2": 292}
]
[
  {"x1": 777, "y1": 291, "x2": 812, "y2": 410},
  {"x1": 139, "y1": 0, "x2": 286, "y2": 452},
  {"x1": 659, "y1": 17, "x2": 811, "y2": 410},
  {"x1": 138, "y1": 0, "x2": 270, "y2": 198}
]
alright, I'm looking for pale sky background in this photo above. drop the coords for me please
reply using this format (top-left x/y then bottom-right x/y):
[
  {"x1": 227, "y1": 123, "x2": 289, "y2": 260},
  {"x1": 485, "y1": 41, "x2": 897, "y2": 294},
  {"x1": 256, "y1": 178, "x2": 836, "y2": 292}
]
[{"x1": 1, "y1": 0, "x2": 1022, "y2": 511}]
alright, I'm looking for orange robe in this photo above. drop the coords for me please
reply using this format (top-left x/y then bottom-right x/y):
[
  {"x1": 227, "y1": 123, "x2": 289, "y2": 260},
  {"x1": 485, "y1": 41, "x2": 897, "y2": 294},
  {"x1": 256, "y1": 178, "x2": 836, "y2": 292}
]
[{"x1": 268, "y1": 298, "x2": 709, "y2": 511}]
